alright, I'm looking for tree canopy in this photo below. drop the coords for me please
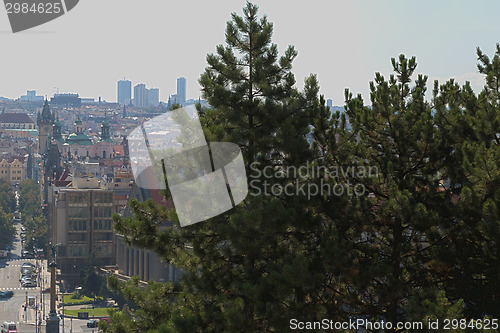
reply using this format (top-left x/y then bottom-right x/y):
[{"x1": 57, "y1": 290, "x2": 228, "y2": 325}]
[{"x1": 104, "y1": 3, "x2": 499, "y2": 332}]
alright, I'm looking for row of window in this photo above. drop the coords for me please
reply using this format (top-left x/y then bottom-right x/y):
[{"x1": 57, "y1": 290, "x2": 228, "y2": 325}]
[
  {"x1": 68, "y1": 206, "x2": 113, "y2": 219},
  {"x1": 67, "y1": 244, "x2": 88, "y2": 257},
  {"x1": 69, "y1": 220, "x2": 87, "y2": 231},
  {"x1": 68, "y1": 219, "x2": 113, "y2": 231},
  {"x1": 67, "y1": 192, "x2": 113, "y2": 204},
  {"x1": 66, "y1": 243, "x2": 113, "y2": 257},
  {"x1": 0, "y1": 124, "x2": 34, "y2": 129},
  {"x1": 94, "y1": 219, "x2": 112, "y2": 230}
]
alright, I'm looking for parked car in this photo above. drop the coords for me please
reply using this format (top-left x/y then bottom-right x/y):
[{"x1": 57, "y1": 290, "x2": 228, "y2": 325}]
[
  {"x1": 87, "y1": 319, "x2": 99, "y2": 328},
  {"x1": 0, "y1": 291, "x2": 13, "y2": 298},
  {"x1": 21, "y1": 251, "x2": 34, "y2": 259},
  {"x1": 21, "y1": 279, "x2": 36, "y2": 288},
  {"x1": 21, "y1": 271, "x2": 35, "y2": 278},
  {"x1": 0, "y1": 321, "x2": 17, "y2": 333},
  {"x1": 21, "y1": 266, "x2": 35, "y2": 273}
]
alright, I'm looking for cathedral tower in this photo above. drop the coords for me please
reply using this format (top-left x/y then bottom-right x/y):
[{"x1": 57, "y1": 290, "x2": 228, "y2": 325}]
[{"x1": 37, "y1": 99, "x2": 54, "y2": 153}]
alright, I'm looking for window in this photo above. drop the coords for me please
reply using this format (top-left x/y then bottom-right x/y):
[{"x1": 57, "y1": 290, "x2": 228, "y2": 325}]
[
  {"x1": 92, "y1": 243, "x2": 112, "y2": 257},
  {"x1": 67, "y1": 244, "x2": 88, "y2": 257},
  {"x1": 94, "y1": 218, "x2": 112, "y2": 230},
  {"x1": 69, "y1": 207, "x2": 88, "y2": 218},
  {"x1": 68, "y1": 220, "x2": 87, "y2": 231}
]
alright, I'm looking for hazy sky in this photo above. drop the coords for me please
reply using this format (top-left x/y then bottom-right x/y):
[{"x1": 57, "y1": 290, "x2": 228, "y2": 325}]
[{"x1": 1, "y1": 0, "x2": 499, "y2": 105}]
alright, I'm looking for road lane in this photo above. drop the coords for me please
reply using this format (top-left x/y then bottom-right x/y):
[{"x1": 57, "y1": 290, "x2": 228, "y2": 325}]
[{"x1": 0, "y1": 218, "x2": 44, "y2": 331}]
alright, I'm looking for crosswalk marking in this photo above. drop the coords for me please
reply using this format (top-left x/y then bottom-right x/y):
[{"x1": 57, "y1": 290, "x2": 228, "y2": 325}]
[{"x1": 0, "y1": 287, "x2": 38, "y2": 290}]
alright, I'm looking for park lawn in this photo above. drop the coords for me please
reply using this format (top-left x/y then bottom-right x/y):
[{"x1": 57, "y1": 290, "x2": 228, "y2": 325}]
[
  {"x1": 64, "y1": 307, "x2": 117, "y2": 317},
  {"x1": 61, "y1": 294, "x2": 94, "y2": 304}
]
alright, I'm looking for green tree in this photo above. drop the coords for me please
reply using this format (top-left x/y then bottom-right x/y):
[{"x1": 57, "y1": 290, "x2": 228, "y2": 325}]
[
  {"x1": 0, "y1": 179, "x2": 16, "y2": 214},
  {"x1": 109, "y1": 2, "x2": 326, "y2": 332},
  {"x1": 0, "y1": 179, "x2": 16, "y2": 249},
  {"x1": 18, "y1": 180, "x2": 46, "y2": 254},
  {"x1": 19, "y1": 179, "x2": 42, "y2": 217},
  {"x1": 0, "y1": 208, "x2": 15, "y2": 249},
  {"x1": 104, "y1": 4, "x2": 499, "y2": 332},
  {"x1": 431, "y1": 45, "x2": 500, "y2": 317}
]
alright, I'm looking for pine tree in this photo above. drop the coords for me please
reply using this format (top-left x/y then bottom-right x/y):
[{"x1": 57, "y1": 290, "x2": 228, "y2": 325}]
[
  {"x1": 432, "y1": 45, "x2": 500, "y2": 317},
  {"x1": 104, "y1": 4, "x2": 499, "y2": 332},
  {"x1": 109, "y1": 3, "x2": 329, "y2": 332},
  {"x1": 317, "y1": 55, "x2": 455, "y2": 326}
]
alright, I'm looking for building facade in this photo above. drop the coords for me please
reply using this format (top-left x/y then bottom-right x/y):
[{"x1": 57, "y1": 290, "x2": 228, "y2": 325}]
[
  {"x1": 117, "y1": 79, "x2": 132, "y2": 105},
  {"x1": 133, "y1": 84, "x2": 147, "y2": 108},
  {"x1": 176, "y1": 77, "x2": 186, "y2": 104},
  {"x1": 0, "y1": 157, "x2": 25, "y2": 185},
  {"x1": 49, "y1": 184, "x2": 115, "y2": 285}
]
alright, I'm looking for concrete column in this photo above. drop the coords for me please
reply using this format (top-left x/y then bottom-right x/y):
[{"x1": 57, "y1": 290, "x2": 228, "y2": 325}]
[
  {"x1": 134, "y1": 249, "x2": 139, "y2": 276},
  {"x1": 144, "y1": 252, "x2": 149, "y2": 281},
  {"x1": 139, "y1": 250, "x2": 144, "y2": 281},
  {"x1": 128, "y1": 247, "x2": 133, "y2": 276}
]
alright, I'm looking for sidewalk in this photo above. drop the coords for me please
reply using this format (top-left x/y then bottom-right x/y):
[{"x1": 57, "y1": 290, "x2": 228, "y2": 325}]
[{"x1": 18, "y1": 304, "x2": 43, "y2": 327}]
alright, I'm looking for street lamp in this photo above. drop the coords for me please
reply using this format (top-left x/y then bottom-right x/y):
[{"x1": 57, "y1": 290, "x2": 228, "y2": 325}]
[{"x1": 46, "y1": 242, "x2": 62, "y2": 333}]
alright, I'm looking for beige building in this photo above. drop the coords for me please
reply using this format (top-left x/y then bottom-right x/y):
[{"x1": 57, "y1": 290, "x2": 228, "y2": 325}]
[
  {"x1": 0, "y1": 157, "x2": 25, "y2": 185},
  {"x1": 48, "y1": 179, "x2": 115, "y2": 286}
]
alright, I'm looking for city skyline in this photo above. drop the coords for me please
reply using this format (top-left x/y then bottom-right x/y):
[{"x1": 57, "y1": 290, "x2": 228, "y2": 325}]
[{"x1": 1, "y1": 1, "x2": 500, "y2": 105}]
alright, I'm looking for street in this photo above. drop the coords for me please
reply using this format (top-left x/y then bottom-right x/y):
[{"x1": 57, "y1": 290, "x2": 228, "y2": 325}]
[{"x1": 0, "y1": 220, "x2": 100, "y2": 332}]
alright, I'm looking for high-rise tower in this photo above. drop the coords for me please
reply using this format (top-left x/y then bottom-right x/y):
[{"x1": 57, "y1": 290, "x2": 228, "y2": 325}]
[
  {"x1": 177, "y1": 77, "x2": 186, "y2": 104},
  {"x1": 117, "y1": 79, "x2": 132, "y2": 105}
]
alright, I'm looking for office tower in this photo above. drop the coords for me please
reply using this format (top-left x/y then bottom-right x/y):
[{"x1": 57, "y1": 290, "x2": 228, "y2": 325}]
[
  {"x1": 134, "y1": 83, "x2": 147, "y2": 108},
  {"x1": 117, "y1": 79, "x2": 132, "y2": 105},
  {"x1": 327, "y1": 99, "x2": 333, "y2": 109},
  {"x1": 148, "y1": 88, "x2": 160, "y2": 107},
  {"x1": 177, "y1": 77, "x2": 186, "y2": 104}
]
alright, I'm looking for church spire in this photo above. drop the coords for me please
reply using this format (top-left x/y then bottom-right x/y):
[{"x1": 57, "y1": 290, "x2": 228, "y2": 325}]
[
  {"x1": 101, "y1": 112, "x2": 111, "y2": 140},
  {"x1": 41, "y1": 99, "x2": 52, "y2": 120},
  {"x1": 53, "y1": 111, "x2": 63, "y2": 142}
]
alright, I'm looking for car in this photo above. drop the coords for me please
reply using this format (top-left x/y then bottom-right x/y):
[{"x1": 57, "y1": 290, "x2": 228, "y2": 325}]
[
  {"x1": 21, "y1": 269, "x2": 35, "y2": 277},
  {"x1": 20, "y1": 273, "x2": 33, "y2": 280},
  {"x1": 21, "y1": 252, "x2": 34, "y2": 259},
  {"x1": 20, "y1": 277, "x2": 32, "y2": 284},
  {"x1": 86, "y1": 320, "x2": 99, "y2": 328},
  {"x1": 42, "y1": 287, "x2": 51, "y2": 293},
  {"x1": 20, "y1": 274, "x2": 34, "y2": 281},
  {"x1": 0, "y1": 291, "x2": 13, "y2": 298},
  {"x1": 22, "y1": 262, "x2": 35, "y2": 268},
  {"x1": 21, "y1": 279, "x2": 36, "y2": 288},
  {"x1": 1, "y1": 321, "x2": 17, "y2": 332}
]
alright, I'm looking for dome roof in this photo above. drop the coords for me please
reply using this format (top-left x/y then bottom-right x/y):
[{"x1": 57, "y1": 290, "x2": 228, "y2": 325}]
[{"x1": 65, "y1": 132, "x2": 93, "y2": 145}]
